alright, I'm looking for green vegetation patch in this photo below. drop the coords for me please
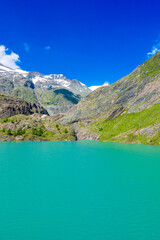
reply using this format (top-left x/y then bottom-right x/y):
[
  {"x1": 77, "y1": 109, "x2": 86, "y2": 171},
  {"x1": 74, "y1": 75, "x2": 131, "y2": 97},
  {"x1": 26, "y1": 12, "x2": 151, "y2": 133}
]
[
  {"x1": 0, "y1": 114, "x2": 76, "y2": 142},
  {"x1": 88, "y1": 103, "x2": 160, "y2": 145}
]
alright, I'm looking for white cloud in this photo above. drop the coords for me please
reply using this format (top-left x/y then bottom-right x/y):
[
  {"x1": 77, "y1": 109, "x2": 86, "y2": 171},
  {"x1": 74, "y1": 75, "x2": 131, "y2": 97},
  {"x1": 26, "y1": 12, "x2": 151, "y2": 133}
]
[
  {"x1": 147, "y1": 44, "x2": 160, "y2": 58},
  {"x1": 24, "y1": 43, "x2": 30, "y2": 52},
  {"x1": 45, "y1": 46, "x2": 51, "y2": 50},
  {"x1": 0, "y1": 45, "x2": 20, "y2": 69}
]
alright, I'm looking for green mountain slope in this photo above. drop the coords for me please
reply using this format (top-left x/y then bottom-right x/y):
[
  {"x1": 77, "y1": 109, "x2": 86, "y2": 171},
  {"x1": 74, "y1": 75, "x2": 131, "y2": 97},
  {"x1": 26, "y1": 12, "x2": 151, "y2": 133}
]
[
  {"x1": 75, "y1": 103, "x2": 160, "y2": 145},
  {"x1": 59, "y1": 52, "x2": 160, "y2": 145},
  {"x1": 36, "y1": 88, "x2": 81, "y2": 115},
  {"x1": 60, "y1": 52, "x2": 160, "y2": 125}
]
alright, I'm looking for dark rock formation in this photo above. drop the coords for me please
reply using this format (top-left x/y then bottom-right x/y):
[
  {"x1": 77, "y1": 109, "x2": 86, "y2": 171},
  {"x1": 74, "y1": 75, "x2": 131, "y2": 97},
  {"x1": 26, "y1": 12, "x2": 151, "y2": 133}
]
[
  {"x1": 0, "y1": 94, "x2": 48, "y2": 118},
  {"x1": 24, "y1": 80, "x2": 35, "y2": 89}
]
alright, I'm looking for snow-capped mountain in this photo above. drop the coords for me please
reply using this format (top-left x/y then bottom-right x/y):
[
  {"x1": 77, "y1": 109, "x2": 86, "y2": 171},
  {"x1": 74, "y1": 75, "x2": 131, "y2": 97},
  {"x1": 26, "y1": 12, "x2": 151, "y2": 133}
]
[
  {"x1": 0, "y1": 64, "x2": 91, "y2": 115},
  {"x1": 0, "y1": 64, "x2": 91, "y2": 97}
]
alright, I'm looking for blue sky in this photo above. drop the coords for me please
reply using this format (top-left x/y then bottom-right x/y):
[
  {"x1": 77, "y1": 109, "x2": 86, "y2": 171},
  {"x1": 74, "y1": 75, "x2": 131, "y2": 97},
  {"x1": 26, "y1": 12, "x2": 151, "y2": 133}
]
[{"x1": 0, "y1": 0, "x2": 160, "y2": 86}]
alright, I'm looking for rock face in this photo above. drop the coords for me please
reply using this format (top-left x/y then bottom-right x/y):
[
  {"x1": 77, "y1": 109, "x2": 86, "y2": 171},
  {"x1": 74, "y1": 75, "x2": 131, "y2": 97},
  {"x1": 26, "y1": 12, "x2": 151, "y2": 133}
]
[
  {"x1": 60, "y1": 52, "x2": 160, "y2": 125},
  {"x1": 0, "y1": 94, "x2": 48, "y2": 118},
  {"x1": 76, "y1": 130, "x2": 99, "y2": 140},
  {"x1": 0, "y1": 65, "x2": 91, "y2": 115}
]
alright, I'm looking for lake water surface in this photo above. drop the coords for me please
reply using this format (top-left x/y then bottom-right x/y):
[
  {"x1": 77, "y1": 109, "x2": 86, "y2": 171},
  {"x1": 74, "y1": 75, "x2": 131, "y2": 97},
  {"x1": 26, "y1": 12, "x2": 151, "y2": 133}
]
[{"x1": 0, "y1": 141, "x2": 160, "y2": 240}]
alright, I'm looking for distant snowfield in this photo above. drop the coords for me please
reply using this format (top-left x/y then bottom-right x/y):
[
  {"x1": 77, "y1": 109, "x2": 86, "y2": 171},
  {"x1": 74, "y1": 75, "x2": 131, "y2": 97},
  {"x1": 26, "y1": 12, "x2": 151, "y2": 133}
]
[{"x1": 89, "y1": 82, "x2": 109, "y2": 91}]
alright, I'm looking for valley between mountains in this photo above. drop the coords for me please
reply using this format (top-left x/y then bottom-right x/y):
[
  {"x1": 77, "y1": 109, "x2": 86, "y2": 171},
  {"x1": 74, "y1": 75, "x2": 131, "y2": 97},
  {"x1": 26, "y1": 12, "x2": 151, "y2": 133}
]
[{"x1": 0, "y1": 52, "x2": 160, "y2": 144}]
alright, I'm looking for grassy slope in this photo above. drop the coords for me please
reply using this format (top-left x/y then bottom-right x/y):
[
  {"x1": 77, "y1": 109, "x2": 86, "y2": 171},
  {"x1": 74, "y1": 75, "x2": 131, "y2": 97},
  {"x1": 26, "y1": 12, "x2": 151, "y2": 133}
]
[
  {"x1": 80, "y1": 103, "x2": 160, "y2": 145},
  {"x1": 38, "y1": 88, "x2": 80, "y2": 106},
  {"x1": 0, "y1": 114, "x2": 76, "y2": 141},
  {"x1": 13, "y1": 87, "x2": 38, "y2": 103}
]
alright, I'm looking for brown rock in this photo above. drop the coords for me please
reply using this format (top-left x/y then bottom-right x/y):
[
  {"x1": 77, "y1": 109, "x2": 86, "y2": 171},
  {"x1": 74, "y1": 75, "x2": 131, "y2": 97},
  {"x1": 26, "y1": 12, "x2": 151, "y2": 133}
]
[{"x1": 0, "y1": 93, "x2": 49, "y2": 118}]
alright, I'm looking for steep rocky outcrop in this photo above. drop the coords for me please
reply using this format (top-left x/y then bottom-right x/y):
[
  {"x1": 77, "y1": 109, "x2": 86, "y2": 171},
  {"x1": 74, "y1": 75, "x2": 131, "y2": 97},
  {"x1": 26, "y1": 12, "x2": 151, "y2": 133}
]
[{"x1": 0, "y1": 94, "x2": 48, "y2": 118}]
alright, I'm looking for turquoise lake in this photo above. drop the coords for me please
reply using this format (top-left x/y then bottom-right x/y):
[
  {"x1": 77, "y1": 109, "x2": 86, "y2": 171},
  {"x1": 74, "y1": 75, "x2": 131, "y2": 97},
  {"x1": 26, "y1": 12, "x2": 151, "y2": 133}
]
[{"x1": 0, "y1": 141, "x2": 160, "y2": 240}]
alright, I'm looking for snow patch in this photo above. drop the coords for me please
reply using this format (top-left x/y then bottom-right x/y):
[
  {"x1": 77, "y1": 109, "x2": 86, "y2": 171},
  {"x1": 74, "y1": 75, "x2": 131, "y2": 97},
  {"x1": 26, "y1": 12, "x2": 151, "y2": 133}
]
[
  {"x1": 89, "y1": 82, "x2": 109, "y2": 91},
  {"x1": 54, "y1": 79, "x2": 71, "y2": 87},
  {"x1": 32, "y1": 76, "x2": 46, "y2": 83},
  {"x1": 0, "y1": 65, "x2": 12, "y2": 71},
  {"x1": 80, "y1": 82, "x2": 86, "y2": 86},
  {"x1": 14, "y1": 68, "x2": 28, "y2": 74}
]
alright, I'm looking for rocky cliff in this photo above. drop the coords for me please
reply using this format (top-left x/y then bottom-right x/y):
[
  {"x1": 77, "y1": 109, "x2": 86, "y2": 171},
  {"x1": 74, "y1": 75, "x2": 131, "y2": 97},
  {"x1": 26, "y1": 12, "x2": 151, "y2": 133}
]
[{"x1": 0, "y1": 93, "x2": 48, "y2": 118}]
